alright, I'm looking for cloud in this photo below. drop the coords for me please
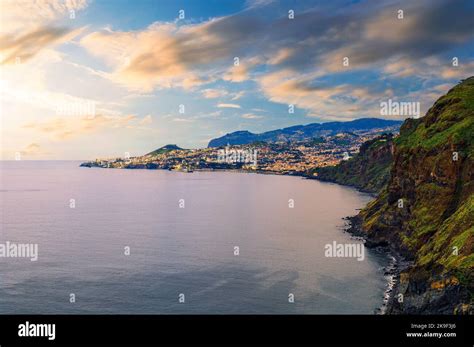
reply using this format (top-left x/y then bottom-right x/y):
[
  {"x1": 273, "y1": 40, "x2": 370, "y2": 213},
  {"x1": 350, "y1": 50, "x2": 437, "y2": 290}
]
[
  {"x1": 139, "y1": 115, "x2": 153, "y2": 125},
  {"x1": 80, "y1": 24, "x2": 214, "y2": 91},
  {"x1": 0, "y1": 0, "x2": 89, "y2": 33},
  {"x1": 258, "y1": 70, "x2": 345, "y2": 102},
  {"x1": 440, "y1": 62, "x2": 474, "y2": 79},
  {"x1": 245, "y1": 0, "x2": 275, "y2": 9},
  {"x1": 382, "y1": 56, "x2": 474, "y2": 81},
  {"x1": 201, "y1": 89, "x2": 228, "y2": 99},
  {"x1": 314, "y1": 0, "x2": 474, "y2": 73},
  {"x1": 231, "y1": 91, "x2": 245, "y2": 100},
  {"x1": 242, "y1": 113, "x2": 263, "y2": 119},
  {"x1": 223, "y1": 56, "x2": 262, "y2": 83},
  {"x1": 217, "y1": 103, "x2": 241, "y2": 109},
  {"x1": 172, "y1": 118, "x2": 194, "y2": 123},
  {"x1": 21, "y1": 143, "x2": 45, "y2": 157},
  {"x1": 223, "y1": 64, "x2": 250, "y2": 83},
  {"x1": 80, "y1": 25, "x2": 199, "y2": 91},
  {"x1": 0, "y1": 26, "x2": 85, "y2": 65},
  {"x1": 268, "y1": 48, "x2": 295, "y2": 66},
  {"x1": 0, "y1": 0, "x2": 89, "y2": 65},
  {"x1": 80, "y1": 15, "x2": 263, "y2": 91},
  {"x1": 22, "y1": 114, "x2": 139, "y2": 141},
  {"x1": 256, "y1": 69, "x2": 395, "y2": 119},
  {"x1": 76, "y1": 0, "x2": 474, "y2": 117}
]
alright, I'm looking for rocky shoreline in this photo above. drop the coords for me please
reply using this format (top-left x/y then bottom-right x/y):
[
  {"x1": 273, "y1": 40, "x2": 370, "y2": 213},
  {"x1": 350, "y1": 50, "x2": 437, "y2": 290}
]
[
  {"x1": 344, "y1": 214, "x2": 473, "y2": 315},
  {"x1": 343, "y1": 215, "x2": 411, "y2": 314}
]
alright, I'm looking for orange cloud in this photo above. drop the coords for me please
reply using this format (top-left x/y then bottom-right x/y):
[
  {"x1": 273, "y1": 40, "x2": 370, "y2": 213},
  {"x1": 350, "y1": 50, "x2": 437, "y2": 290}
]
[
  {"x1": 22, "y1": 114, "x2": 139, "y2": 141},
  {"x1": 0, "y1": 0, "x2": 89, "y2": 33},
  {"x1": 80, "y1": 16, "x2": 263, "y2": 91},
  {"x1": 22, "y1": 143, "x2": 42, "y2": 155},
  {"x1": 0, "y1": 26, "x2": 85, "y2": 65},
  {"x1": 201, "y1": 89, "x2": 228, "y2": 99},
  {"x1": 80, "y1": 24, "x2": 216, "y2": 91},
  {"x1": 223, "y1": 64, "x2": 249, "y2": 83},
  {"x1": 257, "y1": 69, "x2": 390, "y2": 119},
  {"x1": 0, "y1": 0, "x2": 89, "y2": 65}
]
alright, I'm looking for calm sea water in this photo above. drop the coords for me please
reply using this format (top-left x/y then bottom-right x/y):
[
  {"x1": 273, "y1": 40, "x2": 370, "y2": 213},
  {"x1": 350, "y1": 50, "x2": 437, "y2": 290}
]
[{"x1": 0, "y1": 161, "x2": 389, "y2": 314}]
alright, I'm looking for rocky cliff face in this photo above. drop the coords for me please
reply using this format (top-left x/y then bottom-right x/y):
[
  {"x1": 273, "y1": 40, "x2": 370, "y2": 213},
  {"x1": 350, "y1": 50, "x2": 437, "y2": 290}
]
[
  {"x1": 315, "y1": 133, "x2": 395, "y2": 193},
  {"x1": 358, "y1": 77, "x2": 474, "y2": 314}
]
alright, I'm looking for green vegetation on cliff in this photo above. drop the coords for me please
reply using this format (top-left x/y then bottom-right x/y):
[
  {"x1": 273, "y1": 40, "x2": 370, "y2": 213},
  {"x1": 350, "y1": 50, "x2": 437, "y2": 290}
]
[
  {"x1": 314, "y1": 133, "x2": 394, "y2": 193},
  {"x1": 359, "y1": 77, "x2": 474, "y2": 313}
]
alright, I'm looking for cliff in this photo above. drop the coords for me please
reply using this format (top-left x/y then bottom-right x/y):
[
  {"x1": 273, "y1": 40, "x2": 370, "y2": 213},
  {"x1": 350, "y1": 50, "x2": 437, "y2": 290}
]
[
  {"x1": 314, "y1": 133, "x2": 395, "y2": 193},
  {"x1": 356, "y1": 77, "x2": 474, "y2": 314}
]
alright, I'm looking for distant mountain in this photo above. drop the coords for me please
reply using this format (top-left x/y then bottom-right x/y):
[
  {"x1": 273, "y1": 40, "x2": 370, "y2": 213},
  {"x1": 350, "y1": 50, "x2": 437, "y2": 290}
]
[
  {"x1": 207, "y1": 118, "x2": 402, "y2": 147},
  {"x1": 146, "y1": 144, "x2": 183, "y2": 156},
  {"x1": 314, "y1": 133, "x2": 394, "y2": 193}
]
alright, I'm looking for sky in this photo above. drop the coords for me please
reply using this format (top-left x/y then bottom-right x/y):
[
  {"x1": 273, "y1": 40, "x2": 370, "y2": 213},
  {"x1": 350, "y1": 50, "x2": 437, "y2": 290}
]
[{"x1": 0, "y1": 0, "x2": 473, "y2": 159}]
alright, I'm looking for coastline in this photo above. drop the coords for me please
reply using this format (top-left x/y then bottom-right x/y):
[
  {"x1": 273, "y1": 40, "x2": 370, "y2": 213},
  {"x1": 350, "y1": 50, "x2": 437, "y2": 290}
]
[
  {"x1": 80, "y1": 162, "x2": 310, "y2": 177},
  {"x1": 343, "y1": 215, "x2": 411, "y2": 315}
]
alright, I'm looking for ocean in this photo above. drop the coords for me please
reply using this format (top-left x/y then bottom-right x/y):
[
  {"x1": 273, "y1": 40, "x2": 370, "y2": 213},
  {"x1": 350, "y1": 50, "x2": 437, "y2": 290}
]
[{"x1": 0, "y1": 161, "x2": 389, "y2": 314}]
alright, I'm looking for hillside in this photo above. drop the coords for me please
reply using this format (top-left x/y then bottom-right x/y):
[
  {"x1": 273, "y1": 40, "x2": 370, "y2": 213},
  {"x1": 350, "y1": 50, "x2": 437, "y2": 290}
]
[
  {"x1": 313, "y1": 133, "x2": 394, "y2": 193},
  {"x1": 146, "y1": 144, "x2": 183, "y2": 156},
  {"x1": 207, "y1": 118, "x2": 402, "y2": 147},
  {"x1": 352, "y1": 77, "x2": 474, "y2": 314}
]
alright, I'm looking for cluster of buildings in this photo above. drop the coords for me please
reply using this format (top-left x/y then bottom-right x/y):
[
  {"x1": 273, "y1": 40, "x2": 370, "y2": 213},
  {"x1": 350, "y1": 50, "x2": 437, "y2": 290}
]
[{"x1": 82, "y1": 131, "x2": 387, "y2": 176}]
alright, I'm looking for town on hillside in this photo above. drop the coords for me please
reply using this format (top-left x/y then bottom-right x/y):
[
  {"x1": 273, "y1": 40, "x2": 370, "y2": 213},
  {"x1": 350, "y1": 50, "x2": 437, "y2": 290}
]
[{"x1": 81, "y1": 126, "x2": 397, "y2": 176}]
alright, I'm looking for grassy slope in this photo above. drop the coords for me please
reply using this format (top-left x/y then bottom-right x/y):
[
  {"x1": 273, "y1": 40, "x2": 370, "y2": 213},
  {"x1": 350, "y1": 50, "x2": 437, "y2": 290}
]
[
  {"x1": 359, "y1": 77, "x2": 474, "y2": 311},
  {"x1": 314, "y1": 134, "x2": 394, "y2": 193}
]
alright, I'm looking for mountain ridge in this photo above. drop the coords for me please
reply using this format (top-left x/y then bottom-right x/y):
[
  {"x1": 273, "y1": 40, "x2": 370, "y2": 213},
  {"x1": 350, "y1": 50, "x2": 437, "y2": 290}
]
[{"x1": 207, "y1": 118, "x2": 402, "y2": 147}]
